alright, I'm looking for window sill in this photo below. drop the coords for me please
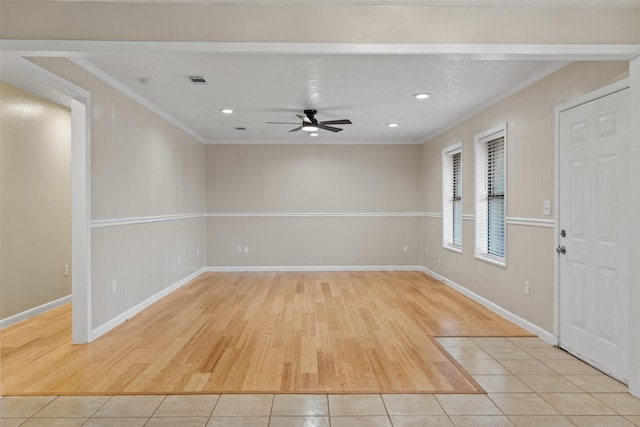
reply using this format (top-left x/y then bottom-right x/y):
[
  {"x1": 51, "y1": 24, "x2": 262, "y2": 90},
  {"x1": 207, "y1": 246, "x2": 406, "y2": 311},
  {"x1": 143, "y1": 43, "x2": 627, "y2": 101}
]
[
  {"x1": 474, "y1": 254, "x2": 506, "y2": 268},
  {"x1": 443, "y1": 245, "x2": 462, "y2": 254}
]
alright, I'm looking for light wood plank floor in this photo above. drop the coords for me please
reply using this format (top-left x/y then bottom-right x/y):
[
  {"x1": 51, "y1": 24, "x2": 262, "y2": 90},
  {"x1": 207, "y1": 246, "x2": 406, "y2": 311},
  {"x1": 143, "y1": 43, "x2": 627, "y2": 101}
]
[{"x1": 1, "y1": 271, "x2": 529, "y2": 395}]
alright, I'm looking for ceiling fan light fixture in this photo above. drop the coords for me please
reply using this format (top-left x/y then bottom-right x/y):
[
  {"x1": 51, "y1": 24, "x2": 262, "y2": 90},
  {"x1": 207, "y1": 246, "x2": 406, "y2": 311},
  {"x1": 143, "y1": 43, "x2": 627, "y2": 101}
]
[
  {"x1": 221, "y1": 108, "x2": 234, "y2": 114},
  {"x1": 267, "y1": 110, "x2": 351, "y2": 133},
  {"x1": 413, "y1": 93, "x2": 430, "y2": 100},
  {"x1": 387, "y1": 123, "x2": 399, "y2": 128}
]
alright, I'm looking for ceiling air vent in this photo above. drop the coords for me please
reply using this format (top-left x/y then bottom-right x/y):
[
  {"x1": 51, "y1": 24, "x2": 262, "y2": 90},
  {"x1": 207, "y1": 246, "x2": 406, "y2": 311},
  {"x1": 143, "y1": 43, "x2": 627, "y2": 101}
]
[{"x1": 187, "y1": 75, "x2": 207, "y2": 84}]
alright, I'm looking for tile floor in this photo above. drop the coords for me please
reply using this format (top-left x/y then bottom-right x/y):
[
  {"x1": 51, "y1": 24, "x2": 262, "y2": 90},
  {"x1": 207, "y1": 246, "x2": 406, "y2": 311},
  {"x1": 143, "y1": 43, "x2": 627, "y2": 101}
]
[{"x1": 2, "y1": 337, "x2": 640, "y2": 426}]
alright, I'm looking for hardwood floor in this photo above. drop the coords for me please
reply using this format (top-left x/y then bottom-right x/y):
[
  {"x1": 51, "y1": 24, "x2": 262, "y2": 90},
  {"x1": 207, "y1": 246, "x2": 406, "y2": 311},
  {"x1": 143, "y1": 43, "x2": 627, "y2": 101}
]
[{"x1": 1, "y1": 271, "x2": 529, "y2": 395}]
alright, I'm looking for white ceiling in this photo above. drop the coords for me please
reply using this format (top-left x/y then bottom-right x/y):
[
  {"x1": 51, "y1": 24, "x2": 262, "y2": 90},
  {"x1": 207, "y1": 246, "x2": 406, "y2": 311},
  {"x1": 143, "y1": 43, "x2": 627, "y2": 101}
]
[{"x1": 81, "y1": 53, "x2": 563, "y2": 144}]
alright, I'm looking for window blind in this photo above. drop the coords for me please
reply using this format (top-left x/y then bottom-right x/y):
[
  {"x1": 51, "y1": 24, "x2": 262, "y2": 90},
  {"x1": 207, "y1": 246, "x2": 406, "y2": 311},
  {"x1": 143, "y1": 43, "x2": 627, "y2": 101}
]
[
  {"x1": 451, "y1": 152, "x2": 462, "y2": 247},
  {"x1": 443, "y1": 144, "x2": 462, "y2": 250},
  {"x1": 486, "y1": 137, "x2": 505, "y2": 258}
]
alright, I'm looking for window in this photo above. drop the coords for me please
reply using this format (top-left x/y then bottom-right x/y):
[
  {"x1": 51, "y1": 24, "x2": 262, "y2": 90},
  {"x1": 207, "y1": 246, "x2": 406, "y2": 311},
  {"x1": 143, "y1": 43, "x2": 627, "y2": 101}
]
[
  {"x1": 475, "y1": 124, "x2": 507, "y2": 265},
  {"x1": 442, "y1": 143, "x2": 462, "y2": 252}
]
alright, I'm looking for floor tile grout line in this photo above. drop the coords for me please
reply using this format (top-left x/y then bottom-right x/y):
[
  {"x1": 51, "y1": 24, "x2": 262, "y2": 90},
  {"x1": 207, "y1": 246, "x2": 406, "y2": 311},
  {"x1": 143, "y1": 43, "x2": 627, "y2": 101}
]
[
  {"x1": 590, "y1": 392, "x2": 630, "y2": 416},
  {"x1": 147, "y1": 394, "x2": 167, "y2": 419},
  {"x1": 209, "y1": 392, "x2": 222, "y2": 419},
  {"x1": 267, "y1": 393, "x2": 274, "y2": 422},
  {"x1": 29, "y1": 395, "x2": 55, "y2": 419},
  {"x1": 91, "y1": 395, "x2": 112, "y2": 420},
  {"x1": 209, "y1": 393, "x2": 220, "y2": 419},
  {"x1": 379, "y1": 392, "x2": 391, "y2": 420}
]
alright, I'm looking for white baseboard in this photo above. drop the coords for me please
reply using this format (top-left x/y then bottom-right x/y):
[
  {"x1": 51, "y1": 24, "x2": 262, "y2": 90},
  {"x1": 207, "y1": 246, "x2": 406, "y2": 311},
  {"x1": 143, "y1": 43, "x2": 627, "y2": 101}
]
[
  {"x1": 422, "y1": 267, "x2": 557, "y2": 345},
  {"x1": 88, "y1": 267, "x2": 206, "y2": 341},
  {"x1": 0, "y1": 294, "x2": 72, "y2": 329},
  {"x1": 206, "y1": 265, "x2": 424, "y2": 272}
]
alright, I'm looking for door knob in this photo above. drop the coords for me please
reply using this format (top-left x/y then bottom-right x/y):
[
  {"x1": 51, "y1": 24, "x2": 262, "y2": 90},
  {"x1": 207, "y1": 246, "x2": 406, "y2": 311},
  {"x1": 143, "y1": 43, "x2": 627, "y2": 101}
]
[{"x1": 556, "y1": 245, "x2": 566, "y2": 254}]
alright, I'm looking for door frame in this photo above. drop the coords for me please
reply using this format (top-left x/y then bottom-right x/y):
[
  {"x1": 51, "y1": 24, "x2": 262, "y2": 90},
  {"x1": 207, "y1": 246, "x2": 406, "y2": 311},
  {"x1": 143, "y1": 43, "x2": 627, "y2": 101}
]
[
  {"x1": 0, "y1": 56, "x2": 93, "y2": 343},
  {"x1": 553, "y1": 77, "x2": 630, "y2": 374},
  {"x1": 629, "y1": 56, "x2": 640, "y2": 399}
]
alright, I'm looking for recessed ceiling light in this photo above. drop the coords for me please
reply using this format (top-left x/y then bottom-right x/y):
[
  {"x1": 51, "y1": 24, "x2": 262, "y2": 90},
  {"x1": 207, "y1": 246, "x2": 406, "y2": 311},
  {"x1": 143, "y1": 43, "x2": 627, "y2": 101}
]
[
  {"x1": 413, "y1": 93, "x2": 430, "y2": 100},
  {"x1": 302, "y1": 125, "x2": 319, "y2": 132},
  {"x1": 221, "y1": 109, "x2": 234, "y2": 114},
  {"x1": 309, "y1": 133, "x2": 319, "y2": 137},
  {"x1": 387, "y1": 123, "x2": 399, "y2": 128}
]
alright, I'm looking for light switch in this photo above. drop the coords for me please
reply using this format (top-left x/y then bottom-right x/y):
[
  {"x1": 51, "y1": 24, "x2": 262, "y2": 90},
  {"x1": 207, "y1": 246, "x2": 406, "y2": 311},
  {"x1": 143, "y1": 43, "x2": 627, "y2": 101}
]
[{"x1": 543, "y1": 200, "x2": 551, "y2": 216}]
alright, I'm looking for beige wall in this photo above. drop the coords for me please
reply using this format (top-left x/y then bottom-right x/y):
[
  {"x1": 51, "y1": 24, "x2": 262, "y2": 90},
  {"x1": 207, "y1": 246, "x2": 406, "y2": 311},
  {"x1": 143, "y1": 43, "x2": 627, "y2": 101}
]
[
  {"x1": 421, "y1": 61, "x2": 629, "y2": 332},
  {"x1": 27, "y1": 58, "x2": 207, "y2": 329},
  {"x1": 1, "y1": 3, "x2": 639, "y2": 45},
  {"x1": 208, "y1": 144, "x2": 420, "y2": 213},
  {"x1": 206, "y1": 144, "x2": 422, "y2": 266},
  {"x1": 0, "y1": 82, "x2": 71, "y2": 319}
]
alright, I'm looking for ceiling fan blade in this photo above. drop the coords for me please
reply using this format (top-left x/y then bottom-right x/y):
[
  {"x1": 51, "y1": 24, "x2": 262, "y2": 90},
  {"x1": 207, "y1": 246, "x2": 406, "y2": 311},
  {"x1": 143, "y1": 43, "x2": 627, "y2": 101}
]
[
  {"x1": 320, "y1": 119, "x2": 352, "y2": 125},
  {"x1": 266, "y1": 121, "x2": 301, "y2": 125},
  {"x1": 289, "y1": 126, "x2": 303, "y2": 132},
  {"x1": 318, "y1": 124, "x2": 343, "y2": 133},
  {"x1": 296, "y1": 114, "x2": 312, "y2": 123}
]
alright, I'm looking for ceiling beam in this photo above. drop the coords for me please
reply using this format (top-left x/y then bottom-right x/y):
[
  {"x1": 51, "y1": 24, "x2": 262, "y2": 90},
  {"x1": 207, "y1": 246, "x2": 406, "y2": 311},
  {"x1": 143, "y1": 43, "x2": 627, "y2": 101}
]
[{"x1": 1, "y1": 3, "x2": 639, "y2": 46}]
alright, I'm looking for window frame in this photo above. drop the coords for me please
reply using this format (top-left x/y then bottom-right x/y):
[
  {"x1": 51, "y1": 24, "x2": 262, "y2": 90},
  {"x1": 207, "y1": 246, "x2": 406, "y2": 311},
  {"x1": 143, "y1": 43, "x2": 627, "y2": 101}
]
[
  {"x1": 442, "y1": 142, "x2": 463, "y2": 253},
  {"x1": 474, "y1": 123, "x2": 507, "y2": 267}
]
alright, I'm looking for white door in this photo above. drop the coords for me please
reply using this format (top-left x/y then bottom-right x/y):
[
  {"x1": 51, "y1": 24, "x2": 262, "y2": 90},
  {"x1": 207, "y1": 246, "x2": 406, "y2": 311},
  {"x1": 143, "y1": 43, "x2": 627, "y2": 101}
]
[{"x1": 558, "y1": 87, "x2": 630, "y2": 383}]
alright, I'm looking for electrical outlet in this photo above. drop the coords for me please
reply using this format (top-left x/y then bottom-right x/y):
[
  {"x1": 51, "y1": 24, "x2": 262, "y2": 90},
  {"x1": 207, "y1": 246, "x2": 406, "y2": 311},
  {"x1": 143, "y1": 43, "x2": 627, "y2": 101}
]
[
  {"x1": 236, "y1": 245, "x2": 242, "y2": 254},
  {"x1": 196, "y1": 248, "x2": 200, "y2": 256},
  {"x1": 111, "y1": 279, "x2": 117, "y2": 294},
  {"x1": 244, "y1": 246, "x2": 249, "y2": 253},
  {"x1": 403, "y1": 245, "x2": 408, "y2": 253},
  {"x1": 525, "y1": 280, "x2": 531, "y2": 295}
]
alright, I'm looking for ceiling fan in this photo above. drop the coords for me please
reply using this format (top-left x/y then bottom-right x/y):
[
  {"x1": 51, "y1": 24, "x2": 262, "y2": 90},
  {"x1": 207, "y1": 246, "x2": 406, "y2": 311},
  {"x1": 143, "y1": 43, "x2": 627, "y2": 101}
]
[{"x1": 267, "y1": 109, "x2": 352, "y2": 133}]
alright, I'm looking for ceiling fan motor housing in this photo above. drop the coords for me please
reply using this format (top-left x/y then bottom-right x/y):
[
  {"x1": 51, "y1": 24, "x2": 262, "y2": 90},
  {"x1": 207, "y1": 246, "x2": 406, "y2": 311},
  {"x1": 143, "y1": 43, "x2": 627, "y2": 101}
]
[{"x1": 304, "y1": 109, "x2": 318, "y2": 123}]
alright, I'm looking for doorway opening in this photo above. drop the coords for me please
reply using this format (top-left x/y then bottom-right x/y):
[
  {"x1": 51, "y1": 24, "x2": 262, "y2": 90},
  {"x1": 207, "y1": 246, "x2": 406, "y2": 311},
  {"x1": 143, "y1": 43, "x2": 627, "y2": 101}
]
[{"x1": 0, "y1": 56, "x2": 91, "y2": 343}]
